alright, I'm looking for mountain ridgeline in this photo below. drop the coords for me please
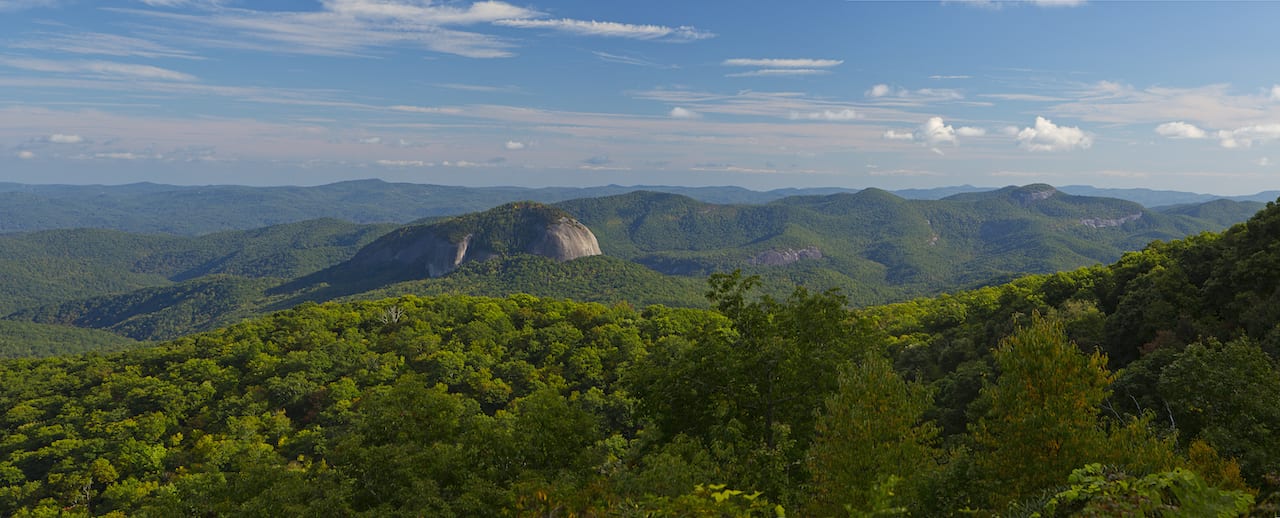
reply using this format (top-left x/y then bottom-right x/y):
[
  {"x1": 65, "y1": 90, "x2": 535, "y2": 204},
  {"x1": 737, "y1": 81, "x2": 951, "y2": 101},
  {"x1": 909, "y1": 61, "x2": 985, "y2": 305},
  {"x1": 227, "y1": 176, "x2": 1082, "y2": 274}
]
[{"x1": 0, "y1": 185, "x2": 1270, "y2": 342}]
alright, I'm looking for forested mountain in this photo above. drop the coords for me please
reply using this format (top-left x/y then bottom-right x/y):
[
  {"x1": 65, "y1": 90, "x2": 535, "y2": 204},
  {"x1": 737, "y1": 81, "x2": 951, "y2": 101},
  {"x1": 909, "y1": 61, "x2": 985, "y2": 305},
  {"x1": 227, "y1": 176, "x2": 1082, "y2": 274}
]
[
  {"x1": 1, "y1": 186, "x2": 1265, "y2": 343},
  {"x1": 0, "y1": 179, "x2": 1271, "y2": 235},
  {"x1": 0, "y1": 219, "x2": 396, "y2": 314},
  {"x1": 5, "y1": 197, "x2": 1280, "y2": 515},
  {"x1": 561, "y1": 185, "x2": 1262, "y2": 303}
]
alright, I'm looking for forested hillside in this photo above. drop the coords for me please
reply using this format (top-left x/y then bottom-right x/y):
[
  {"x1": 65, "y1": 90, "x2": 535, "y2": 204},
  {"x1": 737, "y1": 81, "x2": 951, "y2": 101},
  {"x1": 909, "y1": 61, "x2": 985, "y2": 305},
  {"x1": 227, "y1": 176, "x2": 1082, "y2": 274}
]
[
  {"x1": 0, "y1": 219, "x2": 396, "y2": 314},
  {"x1": 3, "y1": 199, "x2": 1280, "y2": 515}
]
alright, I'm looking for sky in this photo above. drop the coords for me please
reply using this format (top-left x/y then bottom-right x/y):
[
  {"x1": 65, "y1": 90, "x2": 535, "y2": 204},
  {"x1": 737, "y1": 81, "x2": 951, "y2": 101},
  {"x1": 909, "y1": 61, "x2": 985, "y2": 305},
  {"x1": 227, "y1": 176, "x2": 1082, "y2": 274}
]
[{"x1": 2, "y1": 1, "x2": 1280, "y2": 194}]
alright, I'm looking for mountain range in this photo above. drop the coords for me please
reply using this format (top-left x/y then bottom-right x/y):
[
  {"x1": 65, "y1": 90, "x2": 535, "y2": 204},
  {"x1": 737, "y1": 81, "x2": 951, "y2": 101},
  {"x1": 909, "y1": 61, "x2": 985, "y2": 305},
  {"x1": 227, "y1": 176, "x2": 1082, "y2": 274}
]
[{"x1": 0, "y1": 183, "x2": 1268, "y2": 344}]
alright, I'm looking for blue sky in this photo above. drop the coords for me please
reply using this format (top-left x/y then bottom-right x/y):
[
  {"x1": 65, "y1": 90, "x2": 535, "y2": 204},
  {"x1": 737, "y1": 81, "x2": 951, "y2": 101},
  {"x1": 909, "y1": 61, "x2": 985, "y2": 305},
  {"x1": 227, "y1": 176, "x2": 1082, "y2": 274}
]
[{"x1": 2, "y1": 0, "x2": 1279, "y2": 194}]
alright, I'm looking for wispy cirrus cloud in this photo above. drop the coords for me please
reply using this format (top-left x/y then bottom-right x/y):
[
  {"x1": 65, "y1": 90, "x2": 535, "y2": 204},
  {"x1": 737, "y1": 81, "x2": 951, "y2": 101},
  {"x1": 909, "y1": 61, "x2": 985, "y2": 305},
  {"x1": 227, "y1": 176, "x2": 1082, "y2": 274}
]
[
  {"x1": 592, "y1": 51, "x2": 676, "y2": 69},
  {"x1": 723, "y1": 58, "x2": 843, "y2": 68},
  {"x1": 12, "y1": 32, "x2": 204, "y2": 59},
  {"x1": 724, "y1": 57, "x2": 841, "y2": 78},
  {"x1": 0, "y1": 56, "x2": 197, "y2": 81},
  {"x1": 109, "y1": 1, "x2": 712, "y2": 60},
  {"x1": 493, "y1": 18, "x2": 713, "y2": 41},
  {"x1": 0, "y1": 0, "x2": 59, "y2": 12}
]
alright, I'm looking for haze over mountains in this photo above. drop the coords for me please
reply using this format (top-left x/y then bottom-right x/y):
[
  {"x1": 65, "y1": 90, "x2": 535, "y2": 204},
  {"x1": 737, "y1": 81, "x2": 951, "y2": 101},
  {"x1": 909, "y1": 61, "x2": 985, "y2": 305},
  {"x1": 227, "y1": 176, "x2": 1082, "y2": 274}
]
[{"x1": 2, "y1": 179, "x2": 1276, "y2": 235}]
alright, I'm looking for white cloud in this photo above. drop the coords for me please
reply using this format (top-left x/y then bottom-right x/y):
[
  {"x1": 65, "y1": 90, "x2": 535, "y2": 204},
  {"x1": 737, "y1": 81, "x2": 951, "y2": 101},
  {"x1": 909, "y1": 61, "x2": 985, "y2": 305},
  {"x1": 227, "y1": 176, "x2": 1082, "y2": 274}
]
[
  {"x1": 668, "y1": 107, "x2": 701, "y2": 119},
  {"x1": 0, "y1": 0, "x2": 58, "y2": 12},
  {"x1": 789, "y1": 109, "x2": 857, "y2": 121},
  {"x1": 1015, "y1": 116, "x2": 1093, "y2": 152},
  {"x1": 882, "y1": 117, "x2": 973, "y2": 145},
  {"x1": 328, "y1": 0, "x2": 536, "y2": 24},
  {"x1": 727, "y1": 69, "x2": 830, "y2": 77},
  {"x1": 1028, "y1": 0, "x2": 1087, "y2": 6},
  {"x1": 17, "y1": 150, "x2": 35, "y2": 159},
  {"x1": 592, "y1": 51, "x2": 672, "y2": 69},
  {"x1": 864, "y1": 84, "x2": 963, "y2": 103},
  {"x1": 95, "y1": 152, "x2": 154, "y2": 160},
  {"x1": 1271, "y1": 85, "x2": 1280, "y2": 102},
  {"x1": 950, "y1": 0, "x2": 1086, "y2": 8},
  {"x1": 49, "y1": 133, "x2": 84, "y2": 144},
  {"x1": 867, "y1": 84, "x2": 895, "y2": 98},
  {"x1": 494, "y1": 18, "x2": 713, "y2": 41},
  {"x1": 918, "y1": 116, "x2": 957, "y2": 145},
  {"x1": 1258, "y1": 157, "x2": 1271, "y2": 167},
  {"x1": 389, "y1": 104, "x2": 462, "y2": 114},
  {"x1": 722, "y1": 58, "x2": 842, "y2": 68},
  {"x1": 0, "y1": 57, "x2": 196, "y2": 81},
  {"x1": 376, "y1": 159, "x2": 431, "y2": 167},
  {"x1": 1217, "y1": 124, "x2": 1280, "y2": 149},
  {"x1": 358, "y1": 136, "x2": 382, "y2": 144},
  {"x1": 1154, "y1": 121, "x2": 1206, "y2": 139},
  {"x1": 505, "y1": 140, "x2": 526, "y2": 150},
  {"x1": 13, "y1": 32, "x2": 203, "y2": 60}
]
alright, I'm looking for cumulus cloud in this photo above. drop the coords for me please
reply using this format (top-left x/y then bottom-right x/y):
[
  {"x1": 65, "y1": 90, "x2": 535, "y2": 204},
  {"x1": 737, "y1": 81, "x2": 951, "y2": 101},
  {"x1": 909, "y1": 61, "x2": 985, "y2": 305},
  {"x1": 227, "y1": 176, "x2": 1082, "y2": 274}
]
[
  {"x1": 867, "y1": 84, "x2": 895, "y2": 98},
  {"x1": 1271, "y1": 85, "x2": 1280, "y2": 102},
  {"x1": 493, "y1": 18, "x2": 713, "y2": 41},
  {"x1": 17, "y1": 150, "x2": 35, "y2": 159},
  {"x1": 918, "y1": 116, "x2": 957, "y2": 145},
  {"x1": 505, "y1": 140, "x2": 526, "y2": 150},
  {"x1": 49, "y1": 133, "x2": 84, "y2": 144},
  {"x1": 881, "y1": 117, "x2": 979, "y2": 145},
  {"x1": 1015, "y1": 116, "x2": 1093, "y2": 152},
  {"x1": 1217, "y1": 124, "x2": 1280, "y2": 149},
  {"x1": 1155, "y1": 121, "x2": 1206, "y2": 139},
  {"x1": 669, "y1": 106, "x2": 700, "y2": 119},
  {"x1": 358, "y1": 136, "x2": 383, "y2": 144},
  {"x1": 788, "y1": 109, "x2": 857, "y2": 121}
]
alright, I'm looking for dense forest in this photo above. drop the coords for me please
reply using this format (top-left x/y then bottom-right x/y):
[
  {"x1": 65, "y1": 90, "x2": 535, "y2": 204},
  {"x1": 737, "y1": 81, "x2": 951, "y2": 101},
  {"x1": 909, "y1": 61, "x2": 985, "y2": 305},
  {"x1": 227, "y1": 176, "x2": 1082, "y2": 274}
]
[{"x1": 4, "y1": 199, "x2": 1280, "y2": 515}]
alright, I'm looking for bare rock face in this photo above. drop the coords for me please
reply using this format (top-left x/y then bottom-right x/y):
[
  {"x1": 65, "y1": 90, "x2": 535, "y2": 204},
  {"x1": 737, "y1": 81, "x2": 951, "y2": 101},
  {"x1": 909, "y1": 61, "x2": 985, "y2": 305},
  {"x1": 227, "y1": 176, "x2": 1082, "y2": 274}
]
[
  {"x1": 343, "y1": 203, "x2": 603, "y2": 280},
  {"x1": 1080, "y1": 212, "x2": 1143, "y2": 228},
  {"x1": 1013, "y1": 186, "x2": 1057, "y2": 206},
  {"x1": 749, "y1": 246, "x2": 823, "y2": 266},
  {"x1": 529, "y1": 218, "x2": 603, "y2": 262}
]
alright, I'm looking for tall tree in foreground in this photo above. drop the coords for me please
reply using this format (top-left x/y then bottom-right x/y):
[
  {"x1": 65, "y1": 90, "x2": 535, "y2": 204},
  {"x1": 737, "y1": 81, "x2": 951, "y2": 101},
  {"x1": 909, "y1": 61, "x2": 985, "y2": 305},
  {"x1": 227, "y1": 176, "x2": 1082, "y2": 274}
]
[
  {"x1": 971, "y1": 315, "x2": 1112, "y2": 510},
  {"x1": 806, "y1": 353, "x2": 940, "y2": 516}
]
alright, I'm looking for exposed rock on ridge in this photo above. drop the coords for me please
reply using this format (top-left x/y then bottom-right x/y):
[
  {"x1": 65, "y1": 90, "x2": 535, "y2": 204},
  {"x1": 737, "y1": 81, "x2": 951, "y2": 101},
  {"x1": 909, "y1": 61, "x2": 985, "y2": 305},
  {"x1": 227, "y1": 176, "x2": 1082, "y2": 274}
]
[
  {"x1": 343, "y1": 203, "x2": 601, "y2": 280},
  {"x1": 749, "y1": 246, "x2": 823, "y2": 266},
  {"x1": 1080, "y1": 213, "x2": 1143, "y2": 228}
]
